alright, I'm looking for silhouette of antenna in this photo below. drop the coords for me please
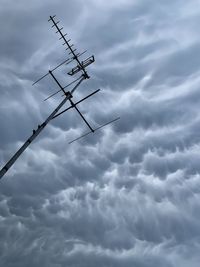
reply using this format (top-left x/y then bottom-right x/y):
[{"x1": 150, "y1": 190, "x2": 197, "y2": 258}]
[{"x1": 0, "y1": 15, "x2": 120, "y2": 179}]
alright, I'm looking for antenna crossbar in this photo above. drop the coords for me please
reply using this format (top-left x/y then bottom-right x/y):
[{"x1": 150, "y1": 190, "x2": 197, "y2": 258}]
[
  {"x1": 49, "y1": 70, "x2": 66, "y2": 95},
  {"x1": 68, "y1": 117, "x2": 120, "y2": 144},
  {"x1": 32, "y1": 57, "x2": 71, "y2": 85},
  {"x1": 71, "y1": 100, "x2": 94, "y2": 132},
  {"x1": 44, "y1": 76, "x2": 83, "y2": 102},
  {"x1": 52, "y1": 89, "x2": 100, "y2": 119}
]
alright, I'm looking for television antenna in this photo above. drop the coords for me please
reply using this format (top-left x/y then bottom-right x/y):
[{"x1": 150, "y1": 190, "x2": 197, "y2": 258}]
[{"x1": 0, "y1": 15, "x2": 120, "y2": 179}]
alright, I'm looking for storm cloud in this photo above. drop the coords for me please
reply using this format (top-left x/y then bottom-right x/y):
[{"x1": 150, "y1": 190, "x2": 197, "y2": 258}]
[{"x1": 1, "y1": 0, "x2": 200, "y2": 266}]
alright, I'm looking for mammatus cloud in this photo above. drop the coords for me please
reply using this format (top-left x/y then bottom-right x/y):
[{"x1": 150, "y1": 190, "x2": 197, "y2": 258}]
[{"x1": 1, "y1": 0, "x2": 200, "y2": 266}]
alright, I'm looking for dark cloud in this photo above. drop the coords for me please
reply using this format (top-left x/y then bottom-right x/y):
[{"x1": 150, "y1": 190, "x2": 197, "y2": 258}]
[{"x1": 1, "y1": 0, "x2": 200, "y2": 266}]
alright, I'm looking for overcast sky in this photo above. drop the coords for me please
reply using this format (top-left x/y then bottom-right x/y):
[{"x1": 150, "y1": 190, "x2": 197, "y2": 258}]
[{"x1": 1, "y1": 0, "x2": 200, "y2": 266}]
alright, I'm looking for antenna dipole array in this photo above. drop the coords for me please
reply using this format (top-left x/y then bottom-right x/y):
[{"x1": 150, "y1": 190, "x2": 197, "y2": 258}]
[
  {"x1": 0, "y1": 15, "x2": 120, "y2": 180},
  {"x1": 48, "y1": 15, "x2": 92, "y2": 79}
]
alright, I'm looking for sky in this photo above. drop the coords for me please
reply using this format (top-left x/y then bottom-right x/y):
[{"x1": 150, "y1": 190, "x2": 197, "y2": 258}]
[{"x1": 0, "y1": 0, "x2": 200, "y2": 266}]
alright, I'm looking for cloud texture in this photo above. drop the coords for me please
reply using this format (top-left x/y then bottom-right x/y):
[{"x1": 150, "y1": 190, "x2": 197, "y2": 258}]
[{"x1": 1, "y1": 0, "x2": 200, "y2": 266}]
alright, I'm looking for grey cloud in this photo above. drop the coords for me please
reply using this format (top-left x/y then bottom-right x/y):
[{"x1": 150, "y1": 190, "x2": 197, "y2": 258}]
[
  {"x1": 154, "y1": 43, "x2": 200, "y2": 81},
  {"x1": 1, "y1": 0, "x2": 200, "y2": 267}
]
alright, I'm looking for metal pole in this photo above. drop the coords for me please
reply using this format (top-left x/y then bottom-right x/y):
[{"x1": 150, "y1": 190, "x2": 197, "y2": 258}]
[{"x1": 0, "y1": 77, "x2": 84, "y2": 179}]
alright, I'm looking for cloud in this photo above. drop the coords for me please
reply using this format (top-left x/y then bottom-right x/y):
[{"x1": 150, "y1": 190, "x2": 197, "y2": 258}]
[{"x1": 1, "y1": 0, "x2": 200, "y2": 266}]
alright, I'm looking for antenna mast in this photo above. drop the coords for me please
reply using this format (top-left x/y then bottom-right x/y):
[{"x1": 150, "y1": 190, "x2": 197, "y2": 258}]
[{"x1": 0, "y1": 75, "x2": 84, "y2": 179}]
